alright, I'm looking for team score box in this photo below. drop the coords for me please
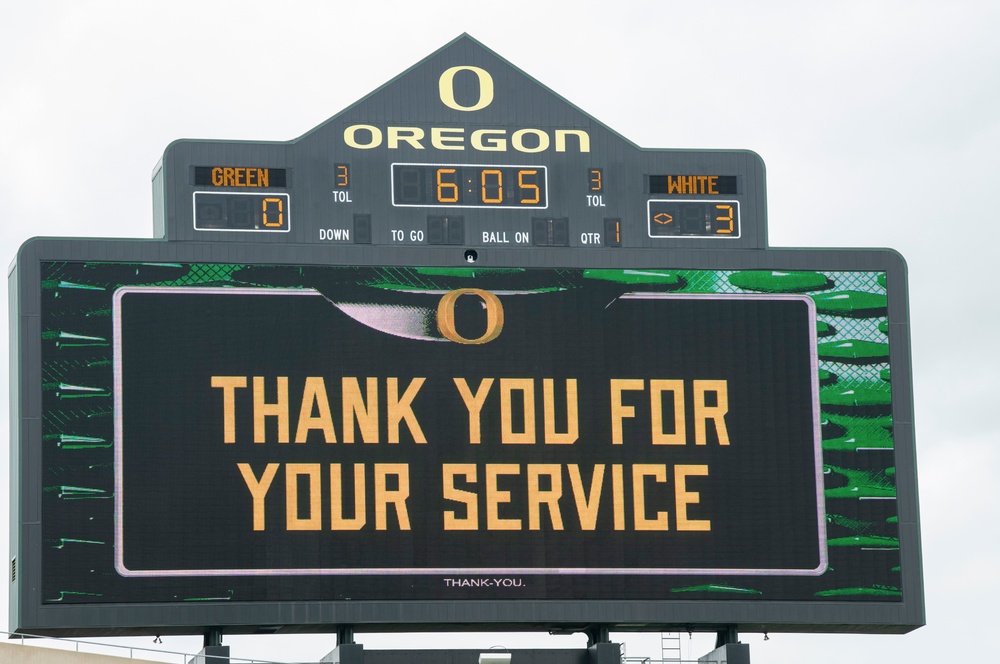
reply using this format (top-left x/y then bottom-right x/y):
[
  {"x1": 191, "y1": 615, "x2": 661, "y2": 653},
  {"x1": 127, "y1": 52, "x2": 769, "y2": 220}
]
[
  {"x1": 112, "y1": 278, "x2": 825, "y2": 579},
  {"x1": 647, "y1": 199, "x2": 740, "y2": 237}
]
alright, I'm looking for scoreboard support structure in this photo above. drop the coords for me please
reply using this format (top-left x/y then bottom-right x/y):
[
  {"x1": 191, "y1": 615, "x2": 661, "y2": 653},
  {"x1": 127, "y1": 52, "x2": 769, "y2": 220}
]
[
  {"x1": 191, "y1": 625, "x2": 731, "y2": 664},
  {"x1": 9, "y1": 34, "x2": 922, "y2": 659},
  {"x1": 314, "y1": 643, "x2": 625, "y2": 664}
]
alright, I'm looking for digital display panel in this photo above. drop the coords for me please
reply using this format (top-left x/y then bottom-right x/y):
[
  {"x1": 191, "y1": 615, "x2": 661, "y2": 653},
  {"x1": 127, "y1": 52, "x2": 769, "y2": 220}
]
[
  {"x1": 648, "y1": 200, "x2": 740, "y2": 237},
  {"x1": 193, "y1": 166, "x2": 287, "y2": 188},
  {"x1": 193, "y1": 191, "x2": 290, "y2": 232},
  {"x1": 392, "y1": 163, "x2": 548, "y2": 208},
  {"x1": 649, "y1": 175, "x2": 738, "y2": 195},
  {"x1": 114, "y1": 287, "x2": 822, "y2": 577},
  {"x1": 35, "y1": 261, "x2": 903, "y2": 608}
]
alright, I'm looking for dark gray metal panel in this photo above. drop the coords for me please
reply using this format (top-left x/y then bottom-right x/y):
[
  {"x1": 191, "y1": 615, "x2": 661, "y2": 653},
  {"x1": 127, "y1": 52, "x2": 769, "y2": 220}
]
[{"x1": 879, "y1": 250, "x2": 924, "y2": 632}]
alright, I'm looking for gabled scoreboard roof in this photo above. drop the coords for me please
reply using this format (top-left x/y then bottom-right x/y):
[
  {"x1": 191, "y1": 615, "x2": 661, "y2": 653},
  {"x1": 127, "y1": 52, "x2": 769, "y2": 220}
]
[{"x1": 9, "y1": 34, "x2": 923, "y2": 638}]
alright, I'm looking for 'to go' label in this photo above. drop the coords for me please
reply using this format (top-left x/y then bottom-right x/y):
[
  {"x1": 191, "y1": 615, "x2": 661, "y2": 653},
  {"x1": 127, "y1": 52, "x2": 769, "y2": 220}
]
[{"x1": 390, "y1": 229, "x2": 425, "y2": 242}]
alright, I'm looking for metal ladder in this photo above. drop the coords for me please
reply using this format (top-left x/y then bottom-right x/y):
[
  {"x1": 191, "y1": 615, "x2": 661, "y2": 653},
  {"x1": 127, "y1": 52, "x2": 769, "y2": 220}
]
[{"x1": 661, "y1": 632, "x2": 682, "y2": 662}]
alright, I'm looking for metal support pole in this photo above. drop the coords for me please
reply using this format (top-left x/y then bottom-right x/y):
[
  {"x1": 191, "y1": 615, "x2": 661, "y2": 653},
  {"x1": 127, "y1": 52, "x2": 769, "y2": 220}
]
[
  {"x1": 196, "y1": 627, "x2": 230, "y2": 664},
  {"x1": 586, "y1": 625, "x2": 611, "y2": 646},
  {"x1": 700, "y1": 626, "x2": 750, "y2": 664},
  {"x1": 715, "y1": 625, "x2": 739, "y2": 649},
  {"x1": 204, "y1": 628, "x2": 223, "y2": 648}
]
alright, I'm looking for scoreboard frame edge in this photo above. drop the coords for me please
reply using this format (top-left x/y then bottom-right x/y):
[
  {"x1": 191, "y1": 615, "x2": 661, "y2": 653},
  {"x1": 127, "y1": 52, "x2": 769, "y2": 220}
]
[{"x1": 8, "y1": 237, "x2": 924, "y2": 636}]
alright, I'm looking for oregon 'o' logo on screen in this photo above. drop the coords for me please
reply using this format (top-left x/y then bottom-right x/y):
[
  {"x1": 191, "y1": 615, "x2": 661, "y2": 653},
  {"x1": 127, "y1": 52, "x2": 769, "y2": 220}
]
[
  {"x1": 436, "y1": 288, "x2": 503, "y2": 344},
  {"x1": 438, "y1": 65, "x2": 494, "y2": 111}
]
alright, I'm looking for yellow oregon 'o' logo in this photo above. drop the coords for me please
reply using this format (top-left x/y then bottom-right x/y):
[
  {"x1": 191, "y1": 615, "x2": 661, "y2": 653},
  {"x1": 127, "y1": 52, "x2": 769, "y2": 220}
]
[
  {"x1": 437, "y1": 288, "x2": 504, "y2": 344},
  {"x1": 438, "y1": 66, "x2": 494, "y2": 112}
]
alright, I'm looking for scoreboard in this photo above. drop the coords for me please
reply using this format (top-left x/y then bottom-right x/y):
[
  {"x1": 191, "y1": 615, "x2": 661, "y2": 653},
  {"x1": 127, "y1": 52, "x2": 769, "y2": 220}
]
[
  {"x1": 154, "y1": 39, "x2": 766, "y2": 250},
  {"x1": 9, "y1": 34, "x2": 923, "y2": 637}
]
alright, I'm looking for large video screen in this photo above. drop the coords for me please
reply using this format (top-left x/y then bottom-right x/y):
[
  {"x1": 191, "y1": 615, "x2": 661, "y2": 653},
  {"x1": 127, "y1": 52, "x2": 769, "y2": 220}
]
[{"x1": 39, "y1": 263, "x2": 900, "y2": 604}]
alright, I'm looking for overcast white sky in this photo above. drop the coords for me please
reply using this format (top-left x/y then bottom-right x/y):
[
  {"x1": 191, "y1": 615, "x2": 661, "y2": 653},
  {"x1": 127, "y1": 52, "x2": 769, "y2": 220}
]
[{"x1": 2, "y1": 1, "x2": 999, "y2": 662}]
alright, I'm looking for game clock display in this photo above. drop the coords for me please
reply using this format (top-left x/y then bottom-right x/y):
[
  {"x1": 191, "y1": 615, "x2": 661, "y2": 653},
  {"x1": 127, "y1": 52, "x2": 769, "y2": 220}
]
[{"x1": 392, "y1": 163, "x2": 548, "y2": 208}]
